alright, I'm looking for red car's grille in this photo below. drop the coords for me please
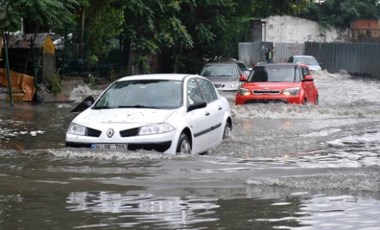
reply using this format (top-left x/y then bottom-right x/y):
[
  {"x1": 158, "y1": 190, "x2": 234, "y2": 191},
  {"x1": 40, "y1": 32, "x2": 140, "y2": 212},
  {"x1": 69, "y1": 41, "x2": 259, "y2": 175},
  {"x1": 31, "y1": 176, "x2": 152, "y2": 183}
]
[{"x1": 252, "y1": 89, "x2": 281, "y2": 94}]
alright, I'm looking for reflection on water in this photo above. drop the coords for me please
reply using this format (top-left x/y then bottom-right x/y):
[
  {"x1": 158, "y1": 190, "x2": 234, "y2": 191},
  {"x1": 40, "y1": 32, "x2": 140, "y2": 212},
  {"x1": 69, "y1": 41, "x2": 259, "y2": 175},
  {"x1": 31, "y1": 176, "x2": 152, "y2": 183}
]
[{"x1": 67, "y1": 192, "x2": 219, "y2": 229}]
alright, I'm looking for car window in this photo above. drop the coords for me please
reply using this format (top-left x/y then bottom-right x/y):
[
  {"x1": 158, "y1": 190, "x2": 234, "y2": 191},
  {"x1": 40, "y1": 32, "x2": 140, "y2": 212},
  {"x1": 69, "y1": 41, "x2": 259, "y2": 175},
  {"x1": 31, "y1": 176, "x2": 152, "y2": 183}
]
[
  {"x1": 94, "y1": 80, "x2": 183, "y2": 109},
  {"x1": 302, "y1": 66, "x2": 311, "y2": 76},
  {"x1": 249, "y1": 66, "x2": 295, "y2": 82},
  {"x1": 196, "y1": 78, "x2": 218, "y2": 103},
  {"x1": 201, "y1": 64, "x2": 238, "y2": 77},
  {"x1": 295, "y1": 56, "x2": 318, "y2": 65},
  {"x1": 187, "y1": 78, "x2": 204, "y2": 105},
  {"x1": 237, "y1": 62, "x2": 248, "y2": 71},
  {"x1": 295, "y1": 67, "x2": 302, "y2": 82},
  {"x1": 248, "y1": 67, "x2": 268, "y2": 82}
]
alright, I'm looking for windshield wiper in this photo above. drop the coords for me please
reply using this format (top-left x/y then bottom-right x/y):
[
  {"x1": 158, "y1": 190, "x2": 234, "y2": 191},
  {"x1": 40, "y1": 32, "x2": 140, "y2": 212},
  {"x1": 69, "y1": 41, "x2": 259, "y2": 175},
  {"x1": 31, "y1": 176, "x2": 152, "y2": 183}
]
[
  {"x1": 93, "y1": 106, "x2": 113, "y2": 110},
  {"x1": 118, "y1": 105, "x2": 157, "y2": 109}
]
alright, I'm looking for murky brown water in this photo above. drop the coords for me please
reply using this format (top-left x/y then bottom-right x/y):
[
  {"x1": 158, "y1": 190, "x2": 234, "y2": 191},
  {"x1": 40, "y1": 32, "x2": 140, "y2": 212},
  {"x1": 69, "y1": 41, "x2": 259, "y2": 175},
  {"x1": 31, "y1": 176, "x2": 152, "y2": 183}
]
[{"x1": 1, "y1": 72, "x2": 380, "y2": 229}]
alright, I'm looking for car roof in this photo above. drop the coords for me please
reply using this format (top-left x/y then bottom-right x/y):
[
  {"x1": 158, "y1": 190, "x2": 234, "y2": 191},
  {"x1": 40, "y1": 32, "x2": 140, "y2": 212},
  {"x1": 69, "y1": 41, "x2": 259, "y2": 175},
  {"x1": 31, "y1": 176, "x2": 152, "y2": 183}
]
[
  {"x1": 117, "y1": 73, "x2": 199, "y2": 82},
  {"x1": 204, "y1": 62, "x2": 238, "y2": 66},
  {"x1": 255, "y1": 62, "x2": 309, "y2": 68},
  {"x1": 292, "y1": 55, "x2": 316, "y2": 59},
  {"x1": 255, "y1": 63, "x2": 297, "y2": 67}
]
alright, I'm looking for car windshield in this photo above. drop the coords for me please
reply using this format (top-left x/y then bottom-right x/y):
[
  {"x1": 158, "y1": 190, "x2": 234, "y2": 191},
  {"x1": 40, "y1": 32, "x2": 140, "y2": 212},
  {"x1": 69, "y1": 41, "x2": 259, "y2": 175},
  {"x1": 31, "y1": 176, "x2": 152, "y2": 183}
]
[
  {"x1": 93, "y1": 79, "x2": 183, "y2": 109},
  {"x1": 237, "y1": 62, "x2": 248, "y2": 71},
  {"x1": 248, "y1": 66, "x2": 296, "y2": 82},
  {"x1": 294, "y1": 56, "x2": 319, "y2": 65},
  {"x1": 201, "y1": 65, "x2": 238, "y2": 78}
]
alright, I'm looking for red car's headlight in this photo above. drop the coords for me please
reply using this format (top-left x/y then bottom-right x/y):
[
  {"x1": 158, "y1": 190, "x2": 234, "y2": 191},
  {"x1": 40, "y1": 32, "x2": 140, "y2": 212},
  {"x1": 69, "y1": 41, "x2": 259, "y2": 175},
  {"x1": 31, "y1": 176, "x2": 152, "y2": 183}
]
[
  {"x1": 238, "y1": 88, "x2": 250, "y2": 96},
  {"x1": 283, "y1": 87, "x2": 300, "y2": 96}
]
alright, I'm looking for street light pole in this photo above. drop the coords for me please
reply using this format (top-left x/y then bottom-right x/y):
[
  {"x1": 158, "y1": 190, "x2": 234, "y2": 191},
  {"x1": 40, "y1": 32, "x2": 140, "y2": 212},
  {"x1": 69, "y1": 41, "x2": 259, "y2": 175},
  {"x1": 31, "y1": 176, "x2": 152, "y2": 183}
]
[{"x1": 3, "y1": 33, "x2": 14, "y2": 107}]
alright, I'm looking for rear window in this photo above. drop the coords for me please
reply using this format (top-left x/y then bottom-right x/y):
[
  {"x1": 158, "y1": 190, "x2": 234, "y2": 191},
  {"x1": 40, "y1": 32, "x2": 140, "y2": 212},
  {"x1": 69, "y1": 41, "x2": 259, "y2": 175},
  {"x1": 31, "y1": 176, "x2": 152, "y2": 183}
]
[
  {"x1": 200, "y1": 64, "x2": 238, "y2": 77},
  {"x1": 294, "y1": 57, "x2": 318, "y2": 65}
]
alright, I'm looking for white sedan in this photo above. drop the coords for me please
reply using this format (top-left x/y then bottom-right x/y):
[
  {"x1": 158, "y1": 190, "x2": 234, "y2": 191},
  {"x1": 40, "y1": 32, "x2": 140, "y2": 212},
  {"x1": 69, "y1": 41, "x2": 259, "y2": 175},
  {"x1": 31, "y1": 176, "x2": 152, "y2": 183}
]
[{"x1": 65, "y1": 74, "x2": 232, "y2": 155}]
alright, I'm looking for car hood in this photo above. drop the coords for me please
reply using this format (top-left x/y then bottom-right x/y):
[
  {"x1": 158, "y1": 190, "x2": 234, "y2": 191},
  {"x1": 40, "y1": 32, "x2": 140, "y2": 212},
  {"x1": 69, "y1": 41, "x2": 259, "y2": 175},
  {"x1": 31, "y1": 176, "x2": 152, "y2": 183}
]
[
  {"x1": 241, "y1": 81, "x2": 299, "y2": 90},
  {"x1": 307, "y1": 65, "x2": 322, "y2": 71},
  {"x1": 73, "y1": 108, "x2": 177, "y2": 125}
]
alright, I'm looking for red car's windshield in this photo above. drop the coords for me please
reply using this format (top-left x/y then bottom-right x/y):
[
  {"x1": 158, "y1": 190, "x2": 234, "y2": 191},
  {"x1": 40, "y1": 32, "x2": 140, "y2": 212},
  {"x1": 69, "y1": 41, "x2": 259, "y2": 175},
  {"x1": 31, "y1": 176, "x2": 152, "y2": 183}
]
[{"x1": 248, "y1": 66, "x2": 296, "y2": 82}]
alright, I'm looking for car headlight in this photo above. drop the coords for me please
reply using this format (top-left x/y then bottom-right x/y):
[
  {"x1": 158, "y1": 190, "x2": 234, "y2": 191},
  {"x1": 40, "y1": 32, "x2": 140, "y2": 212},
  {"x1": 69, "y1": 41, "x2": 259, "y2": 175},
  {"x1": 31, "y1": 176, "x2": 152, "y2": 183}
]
[
  {"x1": 229, "y1": 82, "x2": 239, "y2": 89},
  {"x1": 139, "y1": 123, "x2": 175, "y2": 135},
  {"x1": 238, "y1": 88, "x2": 250, "y2": 96},
  {"x1": 67, "y1": 122, "x2": 86, "y2": 136},
  {"x1": 283, "y1": 87, "x2": 300, "y2": 96}
]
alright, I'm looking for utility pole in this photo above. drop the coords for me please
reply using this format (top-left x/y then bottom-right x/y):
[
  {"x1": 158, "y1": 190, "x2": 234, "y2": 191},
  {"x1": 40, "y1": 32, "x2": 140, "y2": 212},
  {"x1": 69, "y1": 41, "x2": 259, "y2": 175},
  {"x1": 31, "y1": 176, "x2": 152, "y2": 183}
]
[{"x1": 3, "y1": 34, "x2": 14, "y2": 107}]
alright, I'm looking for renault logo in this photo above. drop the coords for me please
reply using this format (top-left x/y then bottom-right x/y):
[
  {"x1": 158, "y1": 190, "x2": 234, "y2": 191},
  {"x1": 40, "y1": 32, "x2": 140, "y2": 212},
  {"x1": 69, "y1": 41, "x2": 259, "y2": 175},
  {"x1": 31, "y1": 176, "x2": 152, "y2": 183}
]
[{"x1": 106, "y1": 128, "x2": 114, "y2": 138}]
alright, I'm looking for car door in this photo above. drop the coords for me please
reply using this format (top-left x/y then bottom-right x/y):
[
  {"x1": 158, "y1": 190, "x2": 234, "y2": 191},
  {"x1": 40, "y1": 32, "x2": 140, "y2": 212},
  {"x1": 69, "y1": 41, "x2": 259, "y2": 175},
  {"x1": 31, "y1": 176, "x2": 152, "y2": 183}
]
[
  {"x1": 301, "y1": 66, "x2": 316, "y2": 102},
  {"x1": 186, "y1": 78, "x2": 212, "y2": 153},
  {"x1": 196, "y1": 78, "x2": 225, "y2": 145}
]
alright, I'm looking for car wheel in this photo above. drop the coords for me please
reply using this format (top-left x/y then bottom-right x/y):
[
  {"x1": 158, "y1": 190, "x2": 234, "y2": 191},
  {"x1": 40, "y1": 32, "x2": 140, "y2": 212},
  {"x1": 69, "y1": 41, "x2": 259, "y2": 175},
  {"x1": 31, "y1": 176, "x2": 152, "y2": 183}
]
[
  {"x1": 223, "y1": 122, "x2": 232, "y2": 139},
  {"x1": 176, "y1": 133, "x2": 191, "y2": 154}
]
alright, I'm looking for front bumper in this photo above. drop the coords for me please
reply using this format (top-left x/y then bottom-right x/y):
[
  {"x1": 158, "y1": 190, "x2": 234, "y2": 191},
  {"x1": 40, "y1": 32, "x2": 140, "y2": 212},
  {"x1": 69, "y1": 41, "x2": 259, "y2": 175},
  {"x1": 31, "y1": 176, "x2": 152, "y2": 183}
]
[
  {"x1": 65, "y1": 129, "x2": 178, "y2": 154},
  {"x1": 235, "y1": 94, "x2": 302, "y2": 105},
  {"x1": 65, "y1": 141, "x2": 172, "y2": 152}
]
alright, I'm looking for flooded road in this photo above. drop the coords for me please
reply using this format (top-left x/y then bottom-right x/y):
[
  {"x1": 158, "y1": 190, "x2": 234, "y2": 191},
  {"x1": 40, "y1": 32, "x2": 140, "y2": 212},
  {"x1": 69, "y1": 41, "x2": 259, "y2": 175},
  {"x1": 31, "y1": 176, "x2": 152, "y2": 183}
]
[{"x1": 1, "y1": 71, "x2": 380, "y2": 229}]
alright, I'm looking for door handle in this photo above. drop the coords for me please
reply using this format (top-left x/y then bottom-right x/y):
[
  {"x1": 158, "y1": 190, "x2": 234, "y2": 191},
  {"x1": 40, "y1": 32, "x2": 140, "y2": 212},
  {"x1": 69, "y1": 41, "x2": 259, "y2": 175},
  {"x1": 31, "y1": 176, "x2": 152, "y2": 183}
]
[
  {"x1": 218, "y1": 106, "x2": 222, "y2": 110},
  {"x1": 205, "y1": 111, "x2": 210, "y2": 116}
]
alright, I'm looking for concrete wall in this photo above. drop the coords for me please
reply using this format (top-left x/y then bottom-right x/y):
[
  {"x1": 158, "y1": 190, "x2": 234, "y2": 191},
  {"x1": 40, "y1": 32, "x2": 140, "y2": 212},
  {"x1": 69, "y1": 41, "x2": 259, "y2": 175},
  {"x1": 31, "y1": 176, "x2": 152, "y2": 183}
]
[
  {"x1": 264, "y1": 16, "x2": 350, "y2": 43},
  {"x1": 351, "y1": 19, "x2": 380, "y2": 42}
]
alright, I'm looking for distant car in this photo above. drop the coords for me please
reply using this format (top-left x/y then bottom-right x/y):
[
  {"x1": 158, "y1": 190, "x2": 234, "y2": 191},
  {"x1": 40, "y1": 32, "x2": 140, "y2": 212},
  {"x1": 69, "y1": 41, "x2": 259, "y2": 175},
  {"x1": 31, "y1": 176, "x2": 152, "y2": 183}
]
[
  {"x1": 200, "y1": 62, "x2": 245, "y2": 91},
  {"x1": 66, "y1": 74, "x2": 232, "y2": 155},
  {"x1": 235, "y1": 63, "x2": 319, "y2": 105},
  {"x1": 221, "y1": 58, "x2": 252, "y2": 76},
  {"x1": 287, "y1": 55, "x2": 322, "y2": 71}
]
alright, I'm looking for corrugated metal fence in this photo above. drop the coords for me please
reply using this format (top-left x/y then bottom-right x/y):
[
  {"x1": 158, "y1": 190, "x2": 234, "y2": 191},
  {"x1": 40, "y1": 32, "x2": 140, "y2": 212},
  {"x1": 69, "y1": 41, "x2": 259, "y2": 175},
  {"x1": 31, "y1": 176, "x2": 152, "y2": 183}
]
[
  {"x1": 305, "y1": 42, "x2": 380, "y2": 78},
  {"x1": 239, "y1": 41, "x2": 380, "y2": 79}
]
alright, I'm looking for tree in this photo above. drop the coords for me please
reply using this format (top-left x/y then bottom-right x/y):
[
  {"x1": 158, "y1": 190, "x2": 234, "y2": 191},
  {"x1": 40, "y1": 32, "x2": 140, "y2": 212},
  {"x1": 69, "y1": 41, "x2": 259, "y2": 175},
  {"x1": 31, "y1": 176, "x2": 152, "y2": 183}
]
[
  {"x1": 122, "y1": 0, "x2": 193, "y2": 73},
  {"x1": 297, "y1": 0, "x2": 380, "y2": 28},
  {"x1": 80, "y1": 0, "x2": 124, "y2": 62},
  {"x1": 170, "y1": 0, "x2": 241, "y2": 73},
  {"x1": 250, "y1": 0, "x2": 312, "y2": 18},
  {"x1": 0, "y1": 0, "x2": 78, "y2": 33}
]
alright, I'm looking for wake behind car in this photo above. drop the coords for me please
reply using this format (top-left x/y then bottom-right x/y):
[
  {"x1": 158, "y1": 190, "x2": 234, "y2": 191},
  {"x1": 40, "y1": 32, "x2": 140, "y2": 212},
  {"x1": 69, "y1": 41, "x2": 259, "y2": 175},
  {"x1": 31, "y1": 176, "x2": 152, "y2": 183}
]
[
  {"x1": 66, "y1": 74, "x2": 232, "y2": 155},
  {"x1": 235, "y1": 63, "x2": 319, "y2": 105},
  {"x1": 200, "y1": 62, "x2": 246, "y2": 91}
]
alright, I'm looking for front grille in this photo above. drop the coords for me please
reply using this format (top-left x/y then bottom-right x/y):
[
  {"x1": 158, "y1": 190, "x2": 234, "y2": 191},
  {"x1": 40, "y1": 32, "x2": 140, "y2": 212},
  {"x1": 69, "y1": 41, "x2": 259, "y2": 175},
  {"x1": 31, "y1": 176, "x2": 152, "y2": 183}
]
[
  {"x1": 253, "y1": 90, "x2": 281, "y2": 94},
  {"x1": 120, "y1": 127, "x2": 140, "y2": 137},
  {"x1": 86, "y1": 128, "x2": 101, "y2": 137},
  {"x1": 245, "y1": 99, "x2": 287, "y2": 104}
]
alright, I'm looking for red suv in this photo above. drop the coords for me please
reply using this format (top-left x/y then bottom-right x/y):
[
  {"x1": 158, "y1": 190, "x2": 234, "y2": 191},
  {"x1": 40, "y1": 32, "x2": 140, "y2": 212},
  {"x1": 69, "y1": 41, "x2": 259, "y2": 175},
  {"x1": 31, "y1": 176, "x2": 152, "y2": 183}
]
[{"x1": 235, "y1": 63, "x2": 319, "y2": 105}]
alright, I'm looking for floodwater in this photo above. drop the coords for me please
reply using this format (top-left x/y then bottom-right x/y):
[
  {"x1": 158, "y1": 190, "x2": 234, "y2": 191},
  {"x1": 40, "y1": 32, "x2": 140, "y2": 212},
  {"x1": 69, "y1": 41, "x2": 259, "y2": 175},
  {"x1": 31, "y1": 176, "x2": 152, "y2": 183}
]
[{"x1": 1, "y1": 70, "x2": 380, "y2": 229}]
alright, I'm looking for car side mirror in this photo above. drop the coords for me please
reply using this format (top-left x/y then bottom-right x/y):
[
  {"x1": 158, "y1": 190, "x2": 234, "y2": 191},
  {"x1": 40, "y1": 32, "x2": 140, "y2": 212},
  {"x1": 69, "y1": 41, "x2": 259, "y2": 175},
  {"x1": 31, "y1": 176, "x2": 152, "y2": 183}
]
[
  {"x1": 239, "y1": 74, "x2": 247, "y2": 82},
  {"x1": 71, "y1": 96, "x2": 95, "y2": 113},
  {"x1": 188, "y1": 101, "x2": 207, "y2": 112},
  {"x1": 303, "y1": 75, "x2": 314, "y2": 81}
]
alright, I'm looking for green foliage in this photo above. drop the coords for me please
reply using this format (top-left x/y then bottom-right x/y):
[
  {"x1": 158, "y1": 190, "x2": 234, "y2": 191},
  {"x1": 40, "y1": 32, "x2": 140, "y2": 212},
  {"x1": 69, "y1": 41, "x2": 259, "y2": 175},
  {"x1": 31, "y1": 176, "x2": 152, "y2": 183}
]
[
  {"x1": 82, "y1": 0, "x2": 124, "y2": 61},
  {"x1": 297, "y1": 0, "x2": 380, "y2": 29},
  {"x1": 47, "y1": 73, "x2": 62, "y2": 95},
  {"x1": 0, "y1": 0, "x2": 78, "y2": 33},
  {"x1": 251, "y1": 0, "x2": 311, "y2": 18}
]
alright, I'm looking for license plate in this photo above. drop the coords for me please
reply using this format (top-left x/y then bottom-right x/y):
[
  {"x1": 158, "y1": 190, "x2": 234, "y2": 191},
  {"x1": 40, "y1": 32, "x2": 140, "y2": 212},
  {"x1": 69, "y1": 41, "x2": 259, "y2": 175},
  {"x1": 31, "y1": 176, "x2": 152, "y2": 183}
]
[{"x1": 91, "y1": 144, "x2": 128, "y2": 150}]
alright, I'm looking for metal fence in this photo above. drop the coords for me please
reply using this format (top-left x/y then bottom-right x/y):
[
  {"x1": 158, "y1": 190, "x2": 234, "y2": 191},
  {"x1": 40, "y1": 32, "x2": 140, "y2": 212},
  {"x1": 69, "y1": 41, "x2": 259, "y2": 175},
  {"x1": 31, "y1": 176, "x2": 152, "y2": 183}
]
[
  {"x1": 239, "y1": 41, "x2": 380, "y2": 79},
  {"x1": 305, "y1": 42, "x2": 380, "y2": 79}
]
